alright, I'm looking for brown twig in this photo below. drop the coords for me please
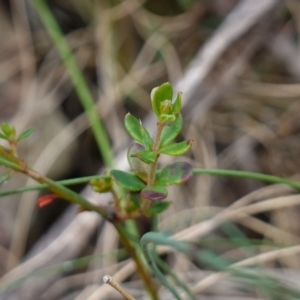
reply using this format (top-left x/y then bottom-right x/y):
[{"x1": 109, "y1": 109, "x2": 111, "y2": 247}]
[{"x1": 103, "y1": 275, "x2": 137, "y2": 300}]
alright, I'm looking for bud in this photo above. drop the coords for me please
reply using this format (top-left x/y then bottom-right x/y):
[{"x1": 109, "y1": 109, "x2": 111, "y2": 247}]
[
  {"x1": 90, "y1": 176, "x2": 112, "y2": 193},
  {"x1": 1, "y1": 123, "x2": 16, "y2": 140},
  {"x1": 160, "y1": 100, "x2": 173, "y2": 114},
  {"x1": 150, "y1": 83, "x2": 173, "y2": 118}
]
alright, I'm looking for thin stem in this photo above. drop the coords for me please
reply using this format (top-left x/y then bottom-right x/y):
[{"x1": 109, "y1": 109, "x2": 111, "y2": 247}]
[
  {"x1": 2, "y1": 168, "x2": 300, "y2": 199},
  {"x1": 29, "y1": 0, "x2": 113, "y2": 168},
  {"x1": 0, "y1": 157, "x2": 109, "y2": 218},
  {"x1": 0, "y1": 175, "x2": 108, "y2": 197},
  {"x1": 114, "y1": 222, "x2": 158, "y2": 300},
  {"x1": 142, "y1": 122, "x2": 166, "y2": 211},
  {"x1": 193, "y1": 169, "x2": 300, "y2": 191},
  {"x1": 147, "y1": 122, "x2": 165, "y2": 186},
  {"x1": 103, "y1": 275, "x2": 136, "y2": 300}
]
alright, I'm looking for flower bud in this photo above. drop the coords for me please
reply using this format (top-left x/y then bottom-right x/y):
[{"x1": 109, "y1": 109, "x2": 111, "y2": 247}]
[
  {"x1": 90, "y1": 176, "x2": 112, "y2": 193},
  {"x1": 160, "y1": 100, "x2": 173, "y2": 114}
]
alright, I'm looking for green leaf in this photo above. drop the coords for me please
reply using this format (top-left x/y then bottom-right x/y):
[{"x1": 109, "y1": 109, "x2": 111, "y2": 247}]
[
  {"x1": 140, "y1": 123, "x2": 153, "y2": 150},
  {"x1": 17, "y1": 128, "x2": 35, "y2": 141},
  {"x1": 151, "y1": 82, "x2": 173, "y2": 118},
  {"x1": 159, "y1": 114, "x2": 176, "y2": 123},
  {"x1": 1, "y1": 123, "x2": 12, "y2": 136},
  {"x1": 159, "y1": 140, "x2": 193, "y2": 156},
  {"x1": 155, "y1": 162, "x2": 193, "y2": 186},
  {"x1": 1, "y1": 123, "x2": 15, "y2": 139},
  {"x1": 131, "y1": 150, "x2": 156, "y2": 164},
  {"x1": 127, "y1": 143, "x2": 148, "y2": 182},
  {"x1": 141, "y1": 186, "x2": 168, "y2": 201},
  {"x1": 150, "y1": 87, "x2": 159, "y2": 117},
  {"x1": 124, "y1": 113, "x2": 143, "y2": 144},
  {"x1": 0, "y1": 133, "x2": 8, "y2": 140},
  {"x1": 146, "y1": 201, "x2": 170, "y2": 216},
  {"x1": 110, "y1": 170, "x2": 145, "y2": 191},
  {"x1": 90, "y1": 175, "x2": 112, "y2": 193},
  {"x1": 160, "y1": 114, "x2": 183, "y2": 147},
  {"x1": 172, "y1": 92, "x2": 182, "y2": 115}
]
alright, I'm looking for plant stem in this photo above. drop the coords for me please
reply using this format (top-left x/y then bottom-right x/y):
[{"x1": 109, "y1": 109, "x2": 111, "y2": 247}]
[
  {"x1": 29, "y1": 0, "x2": 113, "y2": 168},
  {"x1": 147, "y1": 122, "x2": 165, "y2": 186},
  {"x1": 0, "y1": 175, "x2": 107, "y2": 197},
  {"x1": 193, "y1": 169, "x2": 300, "y2": 191},
  {"x1": 0, "y1": 157, "x2": 109, "y2": 218},
  {"x1": 2, "y1": 168, "x2": 300, "y2": 198},
  {"x1": 142, "y1": 121, "x2": 166, "y2": 211},
  {"x1": 0, "y1": 158, "x2": 157, "y2": 298},
  {"x1": 114, "y1": 222, "x2": 158, "y2": 300}
]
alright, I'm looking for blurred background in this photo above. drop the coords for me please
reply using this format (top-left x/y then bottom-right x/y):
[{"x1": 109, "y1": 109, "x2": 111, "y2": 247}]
[{"x1": 2, "y1": 0, "x2": 300, "y2": 299}]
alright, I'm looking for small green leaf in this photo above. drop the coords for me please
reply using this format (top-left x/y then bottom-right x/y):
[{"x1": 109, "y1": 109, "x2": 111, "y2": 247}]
[
  {"x1": 159, "y1": 114, "x2": 176, "y2": 123},
  {"x1": 0, "y1": 133, "x2": 8, "y2": 140},
  {"x1": 150, "y1": 87, "x2": 159, "y2": 117},
  {"x1": 159, "y1": 140, "x2": 193, "y2": 156},
  {"x1": 155, "y1": 162, "x2": 193, "y2": 186},
  {"x1": 1, "y1": 123, "x2": 15, "y2": 139},
  {"x1": 90, "y1": 175, "x2": 112, "y2": 193},
  {"x1": 124, "y1": 113, "x2": 143, "y2": 144},
  {"x1": 141, "y1": 186, "x2": 168, "y2": 201},
  {"x1": 151, "y1": 82, "x2": 173, "y2": 118},
  {"x1": 110, "y1": 170, "x2": 145, "y2": 191},
  {"x1": 131, "y1": 150, "x2": 156, "y2": 164},
  {"x1": 127, "y1": 143, "x2": 148, "y2": 182},
  {"x1": 1, "y1": 123, "x2": 12, "y2": 136},
  {"x1": 140, "y1": 122, "x2": 153, "y2": 150},
  {"x1": 146, "y1": 201, "x2": 170, "y2": 216},
  {"x1": 17, "y1": 128, "x2": 35, "y2": 141},
  {"x1": 172, "y1": 92, "x2": 182, "y2": 115},
  {"x1": 160, "y1": 114, "x2": 183, "y2": 147}
]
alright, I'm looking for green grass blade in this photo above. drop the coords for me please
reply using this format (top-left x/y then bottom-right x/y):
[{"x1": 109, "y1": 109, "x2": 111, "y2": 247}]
[
  {"x1": 30, "y1": 0, "x2": 113, "y2": 168},
  {"x1": 193, "y1": 168, "x2": 300, "y2": 191},
  {"x1": 153, "y1": 251, "x2": 196, "y2": 300}
]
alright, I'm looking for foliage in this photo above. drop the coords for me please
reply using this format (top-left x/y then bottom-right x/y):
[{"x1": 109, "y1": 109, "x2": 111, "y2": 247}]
[
  {"x1": 0, "y1": 82, "x2": 193, "y2": 300},
  {"x1": 1, "y1": 83, "x2": 300, "y2": 299}
]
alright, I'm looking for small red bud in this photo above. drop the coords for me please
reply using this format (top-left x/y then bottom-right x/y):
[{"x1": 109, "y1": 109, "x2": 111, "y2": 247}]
[{"x1": 37, "y1": 194, "x2": 57, "y2": 208}]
